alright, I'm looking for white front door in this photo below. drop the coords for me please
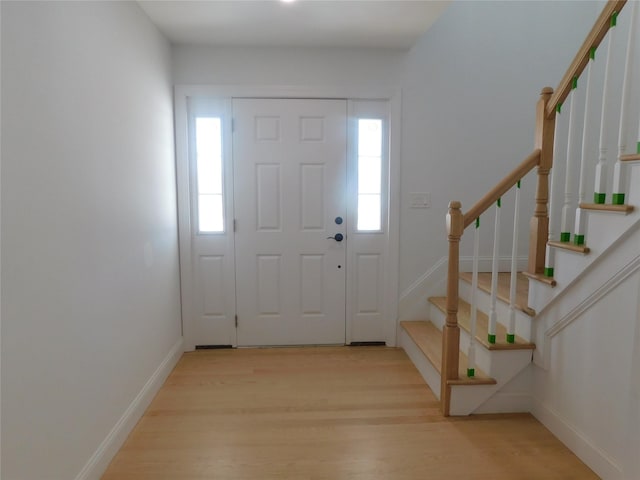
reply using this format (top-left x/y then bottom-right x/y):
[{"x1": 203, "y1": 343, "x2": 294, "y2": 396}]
[
  {"x1": 176, "y1": 89, "x2": 399, "y2": 351},
  {"x1": 233, "y1": 98, "x2": 347, "y2": 346}
]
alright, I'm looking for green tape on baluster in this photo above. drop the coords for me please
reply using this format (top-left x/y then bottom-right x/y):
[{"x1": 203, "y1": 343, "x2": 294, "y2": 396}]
[
  {"x1": 488, "y1": 334, "x2": 496, "y2": 344},
  {"x1": 476, "y1": 217, "x2": 480, "y2": 228},
  {"x1": 636, "y1": 141, "x2": 640, "y2": 154},
  {"x1": 497, "y1": 197, "x2": 501, "y2": 208},
  {"x1": 572, "y1": 76, "x2": 578, "y2": 89},
  {"x1": 594, "y1": 192, "x2": 606, "y2": 204},
  {"x1": 611, "y1": 11, "x2": 618, "y2": 27},
  {"x1": 612, "y1": 193, "x2": 625, "y2": 205},
  {"x1": 589, "y1": 47, "x2": 596, "y2": 60},
  {"x1": 467, "y1": 368, "x2": 475, "y2": 378},
  {"x1": 544, "y1": 267, "x2": 554, "y2": 278},
  {"x1": 506, "y1": 334, "x2": 515, "y2": 344},
  {"x1": 556, "y1": 103, "x2": 562, "y2": 114},
  {"x1": 573, "y1": 234, "x2": 585, "y2": 246},
  {"x1": 560, "y1": 232, "x2": 570, "y2": 242},
  {"x1": 517, "y1": 180, "x2": 521, "y2": 188}
]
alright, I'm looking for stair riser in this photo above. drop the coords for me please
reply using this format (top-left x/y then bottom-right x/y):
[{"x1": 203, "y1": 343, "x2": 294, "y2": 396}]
[
  {"x1": 400, "y1": 322, "x2": 535, "y2": 416},
  {"x1": 428, "y1": 304, "x2": 532, "y2": 379},
  {"x1": 458, "y1": 280, "x2": 533, "y2": 342}
]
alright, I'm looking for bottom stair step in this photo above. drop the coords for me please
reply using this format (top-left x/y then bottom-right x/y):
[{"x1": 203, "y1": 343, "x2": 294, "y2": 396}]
[{"x1": 400, "y1": 320, "x2": 496, "y2": 386}]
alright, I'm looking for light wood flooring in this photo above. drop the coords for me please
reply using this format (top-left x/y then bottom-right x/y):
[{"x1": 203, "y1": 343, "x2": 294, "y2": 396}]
[{"x1": 102, "y1": 347, "x2": 597, "y2": 480}]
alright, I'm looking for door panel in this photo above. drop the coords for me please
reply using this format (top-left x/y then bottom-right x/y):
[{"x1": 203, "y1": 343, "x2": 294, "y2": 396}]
[
  {"x1": 346, "y1": 100, "x2": 392, "y2": 343},
  {"x1": 187, "y1": 98, "x2": 236, "y2": 348},
  {"x1": 233, "y1": 98, "x2": 347, "y2": 346}
]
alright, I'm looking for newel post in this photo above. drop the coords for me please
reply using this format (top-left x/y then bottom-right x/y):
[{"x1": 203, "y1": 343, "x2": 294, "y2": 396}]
[
  {"x1": 442, "y1": 201, "x2": 463, "y2": 416},
  {"x1": 528, "y1": 87, "x2": 556, "y2": 275}
]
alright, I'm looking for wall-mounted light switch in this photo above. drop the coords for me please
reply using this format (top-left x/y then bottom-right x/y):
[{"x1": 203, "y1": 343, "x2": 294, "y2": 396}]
[{"x1": 409, "y1": 192, "x2": 431, "y2": 209}]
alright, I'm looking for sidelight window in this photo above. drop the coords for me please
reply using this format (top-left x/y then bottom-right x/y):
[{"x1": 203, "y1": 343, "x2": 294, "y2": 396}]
[
  {"x1": 357, "y1": 119, "x2": 383, "y2": 231},
  {"x1": 195, "y1": 117, "x2": 224, "y2": 233}
]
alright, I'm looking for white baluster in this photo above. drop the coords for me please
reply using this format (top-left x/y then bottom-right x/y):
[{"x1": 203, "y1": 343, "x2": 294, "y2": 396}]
[
  {"x1": 561, "y1": 77, "x2": 580, "y2": 242},
  {"x1": 613, "y1": 2, "x2": 638, "y2": 205},
  {"x1": 468, "y1": 217, "x2": 480, "y2": 377},
  {"x1": 594, "y1": 12, "x2": 619, "y2": 204},
  {"x1": 574, "y1": 48, "x2": 596, "y2": 246},
  {"x1": 545, "y1": 104, "x2": 562, "y2": 278},
  {"x1": 508, "y1": 182, "x2": 521, "y2": 343},
  {"x1": 488, "y1": 200, "x2": 500, "y2": 344}
]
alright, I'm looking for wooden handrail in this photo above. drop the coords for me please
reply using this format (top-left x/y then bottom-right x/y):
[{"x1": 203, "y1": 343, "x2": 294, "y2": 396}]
[
  {"x1": 463, "y1": 149, "x2": 541, "y2": 229},
  {"x1": 546, "y1": 0, "x2": 627, "y2": 117}
]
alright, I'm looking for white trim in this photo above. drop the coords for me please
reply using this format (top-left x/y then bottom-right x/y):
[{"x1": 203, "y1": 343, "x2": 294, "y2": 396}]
[
  {"x1": 175, "y1": 92, "x2": 196, "y2": 350},
  {"x1": 398, "y1": 256, "x2": 447, "y2": 321},
  {"x1": 532, "y1": 399, "x2": 623, "y2": 480},
  {"x1": 0, "y1": 4, "x2": 3, "y2": 471},
  {"x1": 74, "y1": 337, "x2": 184, "y2": 480},
  {"x1": 398, "y1": 255, "x2": 528, "y2": 321},
  {"x1": 175, "y1": 84, "x2": 399, "y2": 102},
  {"x1": 542, "y1": 252, "x2": 640, "y2": 370},
  {"x1": 386, "y1": 92, "x2": 402, "y2": 346}
]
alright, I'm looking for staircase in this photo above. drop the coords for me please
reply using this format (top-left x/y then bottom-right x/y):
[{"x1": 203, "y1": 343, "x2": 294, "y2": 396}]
[
  {"x1": 400, "y1": 274, "x2": 537, "y2": 415},
  {"x1": 399, "y1": 0, "x2": 640, "y2": 418}
]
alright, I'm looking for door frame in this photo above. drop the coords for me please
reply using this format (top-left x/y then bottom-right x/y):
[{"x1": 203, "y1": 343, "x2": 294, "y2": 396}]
[{"x1": 174, "y1": 85, "x2": 401, "y2": 350}]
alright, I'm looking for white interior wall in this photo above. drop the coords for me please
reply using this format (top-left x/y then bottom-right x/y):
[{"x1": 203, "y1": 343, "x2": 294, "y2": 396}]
[
  {"x1": 1, "y1": 2, "x2": 181, "y2": 479},
  {"x1": 172, "y1": 2, "x2": 604, "y2": 298},
  {"x1": 172, "y1": 45, "x2": 404, "y2": 87},
  {"x1": 399, "y1": 0, "x2": 604, "y2": 293},
  {"x1": 531, "y1": 233, "x2": 640, "y2": 480}
]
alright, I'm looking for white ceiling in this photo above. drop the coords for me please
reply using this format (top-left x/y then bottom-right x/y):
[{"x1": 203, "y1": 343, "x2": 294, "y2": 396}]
[{"x1": 138, "y1": 0, "x2": 450, "y2": 50}]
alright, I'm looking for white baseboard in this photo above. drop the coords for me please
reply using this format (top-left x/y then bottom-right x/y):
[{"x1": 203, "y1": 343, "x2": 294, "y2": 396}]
[
  {"x1": 531, "y1": 399, "x2": 623, "y2": 480},
  {"x1": 474, "y1": 392, "x2": 532, "y2": 414},
  {"x1": 74, "y1": 336, "x2": 184, "y2": 480}
]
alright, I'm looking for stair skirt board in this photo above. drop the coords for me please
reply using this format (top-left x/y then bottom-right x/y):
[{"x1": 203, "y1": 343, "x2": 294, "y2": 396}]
[{"x1": 398, "y1": 255, "x2": 528, "y2": 322}]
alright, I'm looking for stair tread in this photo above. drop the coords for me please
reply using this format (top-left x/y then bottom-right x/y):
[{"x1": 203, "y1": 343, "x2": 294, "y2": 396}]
[
  {"x1": 400, "y1": 320, "x2": 496, "y2": 385},
  {"x1": 621, "y1": 153, "x2": 640, "y2": 162},
  {"x1": 459, "y1": 272, "x2": 535, "y2": 316},
  {"x1": 522, "y1": 271, "x2": 557, "y2": 287},
  {"x1": 547, "y1": 240, "x2": 590, "y2": 254},
  {"x1": 429, "y1": 296, "x2": 536, "y2": 351},
  {"x1": 579, "y1": 203, "x2": 634, "y2": 214}
]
